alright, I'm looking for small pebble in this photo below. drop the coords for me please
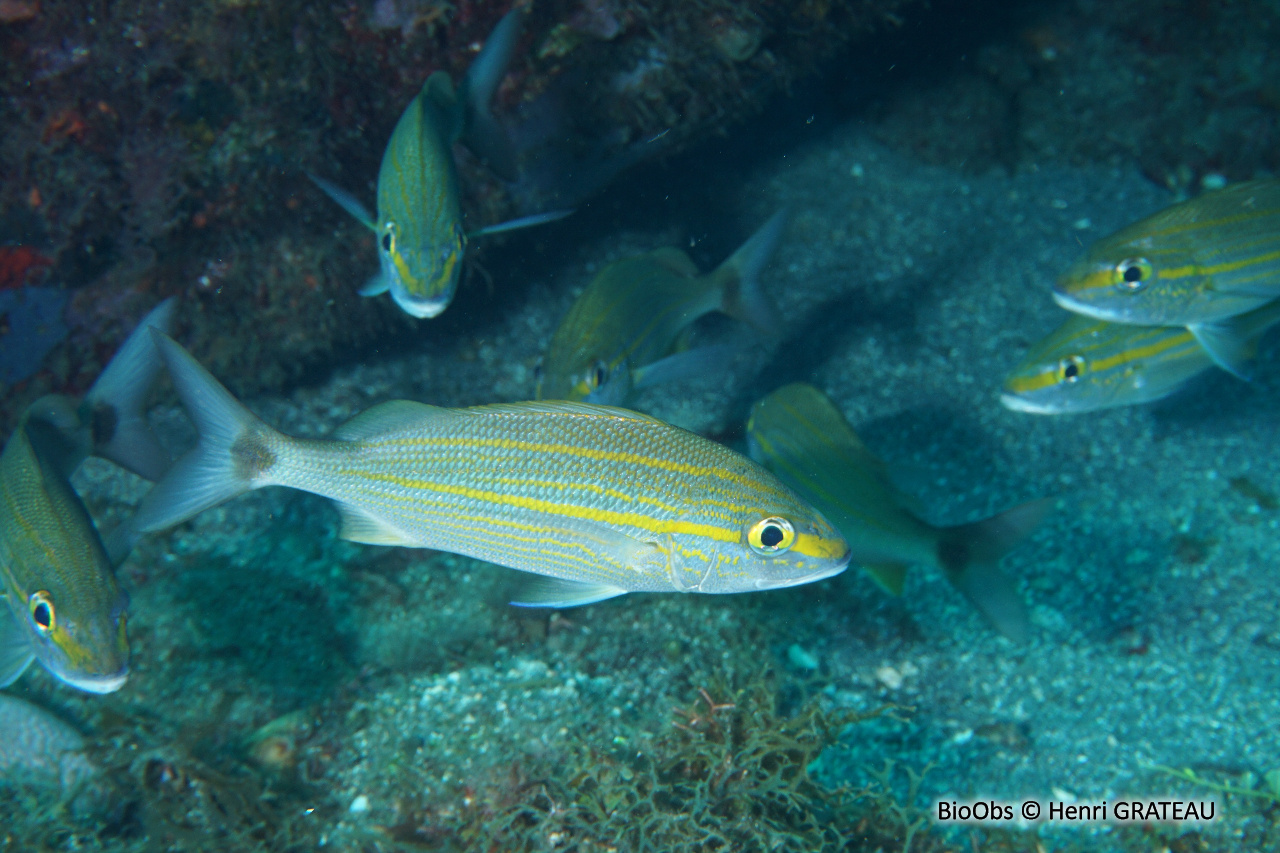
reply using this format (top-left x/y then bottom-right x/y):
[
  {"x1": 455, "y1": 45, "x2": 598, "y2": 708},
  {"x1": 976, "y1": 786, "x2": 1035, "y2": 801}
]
[
  {"x1": 875, "y1": 665, "x2": 904, "y2": 690},
  {"x1": 787, "y1": 643, "x2": 820, "y2": 671}
]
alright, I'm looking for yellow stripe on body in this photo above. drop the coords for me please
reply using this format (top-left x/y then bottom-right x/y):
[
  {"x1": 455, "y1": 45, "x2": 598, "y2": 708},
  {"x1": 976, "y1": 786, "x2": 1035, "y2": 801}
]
[
  {"x1": 1086, "y1": 328, "x2": 1196, "y2": 374},
  {"x1": 484, "y1": 473, "x2": 761, "y2": 526},
  {"x1": 1156, "y1": 248, "x2": 1280, "y2": 283},
  {"x1": 367, "y1": 433, "x2": 771, "y2": 493},
  {"x1": 349, "y1": 470, "x2": 744, "y2": 544}
]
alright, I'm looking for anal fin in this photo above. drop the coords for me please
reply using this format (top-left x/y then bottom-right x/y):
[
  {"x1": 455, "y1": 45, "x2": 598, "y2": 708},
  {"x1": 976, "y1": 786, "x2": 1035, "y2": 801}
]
[
  {"x1": 1189, "y1": 320, "x2": 1259, "y2": 380},
  {"x1": 861, "y1": 561, "x2": 910, "y2": 597},
  {"x1": 337, "y1": 504, "x2": 421, "y2": 547},
  {"x1": 509, "y1": 577, "x2": 629, "y2": 609}
]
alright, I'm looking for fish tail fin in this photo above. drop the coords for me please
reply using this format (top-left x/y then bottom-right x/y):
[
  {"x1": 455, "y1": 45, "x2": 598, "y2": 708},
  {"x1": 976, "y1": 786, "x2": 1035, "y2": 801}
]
[
  {"x1": 81, "y1": 298, "x2": 178, "y2": 481},
  {"x1": 714, "y1": 209, "x2": 788, "y2": 333},
  {"x1": 935, "y1": 498, "x2": 1052, "y2": 643},
  {"x1": 458, "y1": 6, "x2": 524, "y2": 180},
  {"x1": 130, "y1": 332, "x2": 276, "y2": 534}
]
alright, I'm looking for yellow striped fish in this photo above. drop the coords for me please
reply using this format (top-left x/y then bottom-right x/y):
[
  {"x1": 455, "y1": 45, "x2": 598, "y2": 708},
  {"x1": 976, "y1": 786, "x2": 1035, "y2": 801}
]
[
  {"x1": 0, "y1": 298, "x2": 174, "y2": 694},
  {"x1": 537, "y1": 211, "x2": 785, "y2": 404},
  {"x1": 1053, "y1": 179, "x2": 1280, "y2": 373},
  {"x1": 0, "y1": 421, "x2": 130, "y2": 694},
  {"x1": 311, "y1": 8, "x2": 569, "y2": 319},
  {"x1": 130, "y1": 334, "x2": 850, "y2": 607},
  {"x1": 747, "y1": 383, "x2": 1048, "y2": 642},
  {"x1": 1002, "y1": 298, "x2": 1280, "y2": 414}
]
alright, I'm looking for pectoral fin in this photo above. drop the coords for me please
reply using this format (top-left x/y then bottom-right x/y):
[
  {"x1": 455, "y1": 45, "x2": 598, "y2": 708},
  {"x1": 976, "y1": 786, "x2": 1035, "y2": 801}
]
[
  {"x1": 631, "y1": 344, "x2": 740, "y2": 391},
  {"x1": 467, "y1": 209, "x2": 574, "y2": 239},
  {"x1": 307, "y1": 172, "x2": 378, "y2": 232},
  {"x1": 358, "y1": 274, "x2": 390, "y2": 297},
  {"x1": 1189, "y1": 321, "x2": 1258, "y2": 380},
  {"x1": 509, "y1": 577, "x2": 629, "y2": 608},
  {"x1": 0, "y1": 602, "x2": 35, "y2": 688}
]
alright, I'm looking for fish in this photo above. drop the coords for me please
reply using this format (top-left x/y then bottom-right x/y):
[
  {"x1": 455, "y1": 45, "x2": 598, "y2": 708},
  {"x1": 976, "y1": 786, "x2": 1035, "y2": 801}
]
[
  {"x1": 129, "y1": 332, "x2": 851, "y2": 608},
  {"x1": 0, "y1": 693, "x2": 96, "y2": 793},
  {"x1": 311, "y1": 8, "x2": 571, "y2": 319},
  {"x1": 1001, "y1": 298, "x2": 1280, "y2": 414},
  {"x1": 0, "y1": 298, "x2": 174, "y2": 693},
  {"x1": 746, "y1": 383, "x2": 1049, "y2": 642},
  {"x1": 536, "y1": 210, "x2": 787, "y2": 404},
  {"x1": 0, "y1": 420, "x2": 132, "y2": 693},
  {"x1": 1052, "y1": 179, "x2": 1280, "y2": 375}
]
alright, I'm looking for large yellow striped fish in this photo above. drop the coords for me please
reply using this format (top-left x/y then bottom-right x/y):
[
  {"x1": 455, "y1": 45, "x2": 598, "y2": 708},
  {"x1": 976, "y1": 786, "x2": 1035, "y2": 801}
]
[
  {"x1": 1002, "y1": 298, "x2": 1280, "y2": 414},
  {"x1": 311, "y1": 8, "x2": 569, "y2": 319},
  {"x1": 747, "y1": 383, "x2": 1047, "y2": 642},
  {"x1": 536, "y1": 211, "x2": 785, "y2": 405},
  {"x1": 0, "y1": 299, "x2": 174, "y2": 694},
  {"x1": 1053, "y1": 179, "x2": 1280, "y2": 374},
  {"x1": 130, "y1": 334, "x2": 850, "y2": 606}
]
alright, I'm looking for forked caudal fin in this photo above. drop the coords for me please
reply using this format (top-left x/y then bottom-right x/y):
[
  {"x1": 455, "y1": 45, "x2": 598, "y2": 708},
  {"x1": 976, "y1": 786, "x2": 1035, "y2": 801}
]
[
  {"x1": 129, "y1": 332, "x2": 279, "y2": 535},
  {"x1": 457, "y1": 6, "x2": 525, "y2": 180},
  {"x1": 935, "y1": 497, "x2": 1052, "y2": 643},
  {"x1": 82, "y1": 297, "x2": 177, "y2": 482},
  {"x1": 714, "y1": 209, "x2": 788, "y2": 333}
]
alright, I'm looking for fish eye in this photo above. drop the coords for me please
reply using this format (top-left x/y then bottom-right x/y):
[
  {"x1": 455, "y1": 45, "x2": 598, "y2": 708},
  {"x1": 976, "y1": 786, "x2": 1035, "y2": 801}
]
[
  {"x1": 1057, "y1": 354, "x2": 1086, "y2": 384},
  {"x1": 29, "y1": 590, "x2": 55, "y2": 634},
  {"x1": 1115, "y1": 257, "x2": 1152, "y2": 291},
  {"x1": 747, "y1": 516, "x2": 796, "y2": 555},
  {"x1": 590, "y1": 361, "x2": 609, "y2": 389},
  {"x1": 381, "y1": 226, "x2": 395, "y2": 253}
]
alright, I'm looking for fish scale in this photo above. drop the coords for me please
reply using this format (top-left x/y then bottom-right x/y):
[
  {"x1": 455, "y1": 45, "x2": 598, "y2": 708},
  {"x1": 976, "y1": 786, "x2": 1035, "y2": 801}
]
[{"x1": 131, "y1": 335, "x2": 851, "y2": 606}]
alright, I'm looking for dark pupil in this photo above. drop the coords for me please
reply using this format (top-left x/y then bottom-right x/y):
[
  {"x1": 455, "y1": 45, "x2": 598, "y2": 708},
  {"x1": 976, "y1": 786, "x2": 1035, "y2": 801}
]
[
  {"x1": 1064, "y1": 362, "x2": 1079, "y2": 379},
  {"x1": 1123, "y1": 264, "x2": 1143, "y2": 283},
  {"x1": 593, "y1": 366, "x2": 607, "y2": 386},
  {"x1": 760, "y1": 525, "x2": 784, "y2": 548},
  {"x1": 33, "y1": 602, "x2": 51, "y2": 628},
  {"x1": 382, "y1": 233, "x2": 392, "y2": 251}
]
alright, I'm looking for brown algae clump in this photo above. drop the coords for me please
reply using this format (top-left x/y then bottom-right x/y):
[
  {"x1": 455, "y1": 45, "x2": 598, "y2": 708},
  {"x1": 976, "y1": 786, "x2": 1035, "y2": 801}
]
[{"x1": 428, "y1": 681, "x2": 938, "y2": 852}]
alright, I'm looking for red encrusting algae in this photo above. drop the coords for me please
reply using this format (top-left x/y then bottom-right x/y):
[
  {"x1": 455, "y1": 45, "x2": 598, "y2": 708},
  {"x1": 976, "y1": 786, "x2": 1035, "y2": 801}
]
[{"x1": 0, "y1": 246, "x2": 53, "y2": 290}]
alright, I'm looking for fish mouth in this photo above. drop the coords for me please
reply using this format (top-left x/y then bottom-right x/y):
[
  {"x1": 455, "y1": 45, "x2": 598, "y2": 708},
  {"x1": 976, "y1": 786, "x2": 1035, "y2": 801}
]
[
  {"x1": 999, "y1": 392, "x2": 1059, "y2": 414},
  {"x1": 57, "y1": 668, "x2": 128, "y2": 694},
  {"x1": 1051, "y1": 289, "x2": 1118, "y2": 321},
  {"x1": 753, "y1": 560, "x2": 848, "y2": 591},
  {"x1": 397, "y1": 295, "x2": 450, "y2": 319}
]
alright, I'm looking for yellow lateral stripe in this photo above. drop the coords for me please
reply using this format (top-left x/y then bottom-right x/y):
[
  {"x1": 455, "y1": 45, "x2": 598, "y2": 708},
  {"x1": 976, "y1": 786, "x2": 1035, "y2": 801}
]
[
  {"x1": 1158, "y1": 248, "x2": 1280, "y2": 282},
  {"x1": 346, "y1": 469, "x2": 743, "y2": 544},
  {"x1": 344, "y1": 490, "x2": 649, "y2": 584},
  {"x1": 1144, "y1": 207, "x2": 1280, "y2": 239},
  {"x1": 482, "y1": 473, "x2": 754, "y2": 521},
  {"x1": 365, "y1": 434, "x2": 765, "y2": 492},
  {"x1": 1088, "y1": 330, "x2": 1194, "y2": 373},
  {"x1": 343, "y1": 477, "x2": 657, "y2": 543}
]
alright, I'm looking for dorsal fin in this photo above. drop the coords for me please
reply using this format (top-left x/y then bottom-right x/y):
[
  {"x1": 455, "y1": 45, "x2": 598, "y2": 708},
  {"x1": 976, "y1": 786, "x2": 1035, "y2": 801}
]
[
  {"x1": 334, "y1": 400, "x2": 445, "y2": 441},
  {"x1": 460, "y1": 400, "x2": 667, "y2": 425},
  {"x1": 646, "y1": 247, "x2": 701, "y2": 278}
]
